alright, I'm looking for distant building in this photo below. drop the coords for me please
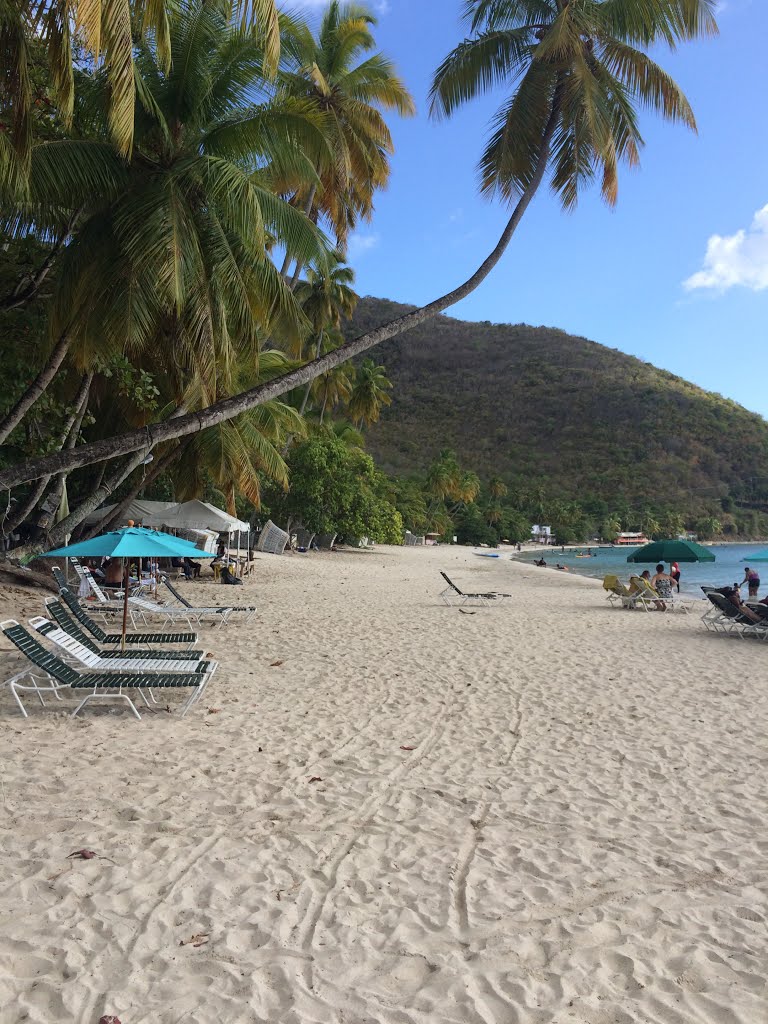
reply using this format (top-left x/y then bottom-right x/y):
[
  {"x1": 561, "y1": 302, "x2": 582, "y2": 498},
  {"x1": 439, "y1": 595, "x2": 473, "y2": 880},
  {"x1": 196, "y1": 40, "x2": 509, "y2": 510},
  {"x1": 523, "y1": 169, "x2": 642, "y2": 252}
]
[
  {"x1": 616, "y1": 532, "x2": 648, "y2": 545},
  {"x1": 531, "y1": 525, "x2": 555, "y2": 545}
]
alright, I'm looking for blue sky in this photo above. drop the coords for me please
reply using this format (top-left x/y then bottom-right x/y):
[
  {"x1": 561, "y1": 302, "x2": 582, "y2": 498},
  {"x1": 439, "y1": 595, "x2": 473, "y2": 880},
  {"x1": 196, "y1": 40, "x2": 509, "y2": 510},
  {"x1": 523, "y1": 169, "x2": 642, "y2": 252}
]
[{"x1": 291, "y1": 1, "x2": 768, "y2": 417}]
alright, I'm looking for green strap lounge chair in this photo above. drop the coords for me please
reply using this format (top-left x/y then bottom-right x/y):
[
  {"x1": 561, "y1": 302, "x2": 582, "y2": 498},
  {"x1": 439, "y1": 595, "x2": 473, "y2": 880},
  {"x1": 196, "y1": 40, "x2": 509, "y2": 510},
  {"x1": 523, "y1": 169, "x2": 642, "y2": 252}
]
[
  {"x1": 439, "y1": 571, "x2": 510, "y2": 607},
  {"x1": 56, "y1": 583, "x2": 198, "y2": 648},
  {"x1": 31, "y1": 615, "x2": 206, "y2": 673},
  {"x1": 1, "y1": 620, "x2": 217, "y2": 719},
  {"x1": 160, "y1": 576, "x2": 256, "y2": 624},
  {"x1": 44, "y1": 598, "x2": 205, "y2": 664},
  {"x1": 701, "y1": 592, "x2": 768, "y2": 640}
]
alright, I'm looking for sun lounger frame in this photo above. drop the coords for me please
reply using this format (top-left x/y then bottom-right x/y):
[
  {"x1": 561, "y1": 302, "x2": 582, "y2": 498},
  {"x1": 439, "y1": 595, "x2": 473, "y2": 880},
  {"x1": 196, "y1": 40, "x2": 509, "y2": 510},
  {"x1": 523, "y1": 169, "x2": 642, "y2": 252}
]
[
  {"x1": 439, "y1": 571, "x2": 510, "y2": 607},
  {"x1": 160, "y1": 576, "x2": 256, "y2": 624},
  {"x1": 54, "y1": 582, "x2": 198, "y2": 648},
  {"x1": 2, "y1": 620, "x2": 216, "y2": 719}
]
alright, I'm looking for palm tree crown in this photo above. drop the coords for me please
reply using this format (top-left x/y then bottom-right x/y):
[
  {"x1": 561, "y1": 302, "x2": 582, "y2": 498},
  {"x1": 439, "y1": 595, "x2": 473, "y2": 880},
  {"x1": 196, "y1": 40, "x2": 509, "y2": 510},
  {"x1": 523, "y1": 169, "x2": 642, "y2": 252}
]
[
  {"x1": 14, "y1": 1, "x2": 330, "y2": 393},
  {"x1": 279, "y1": 1, "x2": 415, "y2": 248},
  {"x1": 430, "y1": 0, "x2": 718, "y2": 208}
]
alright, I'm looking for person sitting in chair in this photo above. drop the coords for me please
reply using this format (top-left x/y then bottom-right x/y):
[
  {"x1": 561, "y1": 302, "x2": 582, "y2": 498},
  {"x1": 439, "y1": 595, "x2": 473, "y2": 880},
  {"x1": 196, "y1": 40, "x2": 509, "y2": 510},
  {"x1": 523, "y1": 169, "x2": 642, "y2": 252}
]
[{"x1": 182, "y1": 556, "x2": 201, "y2": 580}]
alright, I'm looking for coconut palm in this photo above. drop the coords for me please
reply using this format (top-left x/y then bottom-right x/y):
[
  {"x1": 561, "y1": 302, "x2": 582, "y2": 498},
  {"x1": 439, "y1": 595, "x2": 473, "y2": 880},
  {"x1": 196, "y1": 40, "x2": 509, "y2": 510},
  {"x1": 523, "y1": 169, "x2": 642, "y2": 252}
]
[
  {"x1": 0, "y1": 0, "x2": 281, "y2": 178},
  {"x1": 316, "y1": 358, "x2": 355, "y2": 425},
  {"x1": 427, "y1": 450, "x2": 462, "y2": 502},
  {"x1": 2, "y1": 0, "x2": 718, "y2": 494},
  {"x1": 346, "y1": 357, "x2": 391, "y2": 427},
  {"x1": 290, "y1": 253, "x2": 358, "y2": 422},
  {"x1": 488, "y1": 476, "x2": 508, "y2": 499},
  {"x1": 0, "y1": 0, "x2": 329, "y2": 448},
  {"x1": 278, "y1": 0, "x2": 415, "y2": 261}
]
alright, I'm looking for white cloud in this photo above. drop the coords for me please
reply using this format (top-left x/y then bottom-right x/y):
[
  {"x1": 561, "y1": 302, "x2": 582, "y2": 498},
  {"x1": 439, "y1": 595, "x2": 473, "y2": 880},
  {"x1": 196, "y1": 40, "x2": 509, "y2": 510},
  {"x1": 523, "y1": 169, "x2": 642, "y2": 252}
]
[
  {"x1": 348, "y1": 232, "x2": 380, "y2": 258},
  {"x1": 683, "y1": 204, "x2": 768, "y2": 293}
]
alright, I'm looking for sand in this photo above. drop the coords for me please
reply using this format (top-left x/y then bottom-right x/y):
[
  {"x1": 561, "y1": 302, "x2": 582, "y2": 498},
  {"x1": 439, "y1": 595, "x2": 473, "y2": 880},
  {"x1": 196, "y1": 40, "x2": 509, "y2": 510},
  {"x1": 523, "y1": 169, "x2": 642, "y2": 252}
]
[{"x1": 0, "y1": 545, "x2": 766, "y2": 1024}]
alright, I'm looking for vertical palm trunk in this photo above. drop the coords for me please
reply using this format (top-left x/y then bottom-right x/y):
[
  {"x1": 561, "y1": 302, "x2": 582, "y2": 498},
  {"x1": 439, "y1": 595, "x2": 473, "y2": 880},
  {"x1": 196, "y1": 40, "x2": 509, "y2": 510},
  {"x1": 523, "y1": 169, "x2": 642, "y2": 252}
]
[
  {"x1": 0, "y1": 332, "x2": 72, "y2": 446},
  {"x1": 280, "y1": 186, "x2": 318, "y2": 280}
]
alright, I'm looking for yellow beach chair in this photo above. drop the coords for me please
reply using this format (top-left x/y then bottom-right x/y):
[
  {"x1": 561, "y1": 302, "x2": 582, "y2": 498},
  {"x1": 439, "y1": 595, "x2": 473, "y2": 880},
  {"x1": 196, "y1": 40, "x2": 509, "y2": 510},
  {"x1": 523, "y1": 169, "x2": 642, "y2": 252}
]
[
  {"x1": 603, "y1": 574, "x2": 634, "y2": 608},
  {"x1": 627, "y1": 575, "x2": 664, "y2": 611}
]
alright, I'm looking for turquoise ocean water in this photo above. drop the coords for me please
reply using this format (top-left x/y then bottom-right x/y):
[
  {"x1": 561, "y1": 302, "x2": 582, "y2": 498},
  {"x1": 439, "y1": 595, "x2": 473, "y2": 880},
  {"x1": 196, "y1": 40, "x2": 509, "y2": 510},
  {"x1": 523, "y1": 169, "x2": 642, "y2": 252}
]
[{"x1": 514, "y1": 544, "x2": 768, "y2": 597}]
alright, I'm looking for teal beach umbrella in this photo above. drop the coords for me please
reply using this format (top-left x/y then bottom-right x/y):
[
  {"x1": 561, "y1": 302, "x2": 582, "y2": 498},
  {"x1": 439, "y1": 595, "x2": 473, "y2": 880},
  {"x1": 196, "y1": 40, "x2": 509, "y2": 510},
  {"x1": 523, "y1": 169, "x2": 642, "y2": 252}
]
[
  {"x1": 43, "y1": 526, "x2": 213, "y2": 560},
  {"x1": 742, "y1": 550, "x2": 768, "y2": 561},
  {"x1": 627, "y1": 539, "x2": 715, "y2": 564},
  {"x1": 42, "y1": 527, "x2": 214, "y2": 645}
]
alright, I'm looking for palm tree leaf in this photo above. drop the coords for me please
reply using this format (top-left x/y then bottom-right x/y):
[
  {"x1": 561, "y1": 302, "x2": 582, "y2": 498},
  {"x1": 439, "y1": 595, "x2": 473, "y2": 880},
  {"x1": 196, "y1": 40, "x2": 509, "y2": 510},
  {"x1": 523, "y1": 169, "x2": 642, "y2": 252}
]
[{"x1": 430, "y1": 29, "x2": 535, "y2": 119}]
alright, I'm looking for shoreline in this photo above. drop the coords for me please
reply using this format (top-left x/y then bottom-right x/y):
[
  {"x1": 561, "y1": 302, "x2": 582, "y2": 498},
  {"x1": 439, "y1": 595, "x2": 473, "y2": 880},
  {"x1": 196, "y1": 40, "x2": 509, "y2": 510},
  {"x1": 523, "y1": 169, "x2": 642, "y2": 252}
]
[{"x1": 1, "y1": 545, "x2": 766, "y2": 1023}]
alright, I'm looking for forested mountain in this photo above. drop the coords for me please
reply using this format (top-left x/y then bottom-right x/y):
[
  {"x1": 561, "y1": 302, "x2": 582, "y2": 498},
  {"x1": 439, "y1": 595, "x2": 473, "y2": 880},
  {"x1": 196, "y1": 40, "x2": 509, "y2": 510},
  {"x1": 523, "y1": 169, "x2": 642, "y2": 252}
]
[{"x1": 346, "y1": 298, "x2": 768, "y2": 516}]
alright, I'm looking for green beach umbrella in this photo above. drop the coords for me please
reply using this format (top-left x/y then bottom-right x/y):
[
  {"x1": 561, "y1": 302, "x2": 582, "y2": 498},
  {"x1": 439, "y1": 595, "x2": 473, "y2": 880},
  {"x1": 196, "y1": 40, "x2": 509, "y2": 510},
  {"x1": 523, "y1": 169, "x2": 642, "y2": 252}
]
[
  {"x1": 627, "y1": 539, "x2": 715, "y2": 563},
  {"x1": 742, "y1": 550, "x2": 768, "y2": 561}
]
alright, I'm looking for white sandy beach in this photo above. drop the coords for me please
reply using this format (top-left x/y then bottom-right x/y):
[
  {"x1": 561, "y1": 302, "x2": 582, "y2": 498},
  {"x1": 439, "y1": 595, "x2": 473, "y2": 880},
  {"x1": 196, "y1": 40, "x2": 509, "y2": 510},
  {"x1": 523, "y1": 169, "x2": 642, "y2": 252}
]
[{"x1": 1, "y1": 545, "x2": 766, "y2": 1024}]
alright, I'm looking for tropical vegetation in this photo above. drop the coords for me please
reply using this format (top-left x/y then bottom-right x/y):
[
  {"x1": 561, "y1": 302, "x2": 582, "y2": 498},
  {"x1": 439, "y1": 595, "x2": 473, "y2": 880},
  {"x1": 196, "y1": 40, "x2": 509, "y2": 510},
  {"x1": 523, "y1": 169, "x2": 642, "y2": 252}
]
[{"x1": 0, "y1": 0, "x2": 724, "y2": 556}]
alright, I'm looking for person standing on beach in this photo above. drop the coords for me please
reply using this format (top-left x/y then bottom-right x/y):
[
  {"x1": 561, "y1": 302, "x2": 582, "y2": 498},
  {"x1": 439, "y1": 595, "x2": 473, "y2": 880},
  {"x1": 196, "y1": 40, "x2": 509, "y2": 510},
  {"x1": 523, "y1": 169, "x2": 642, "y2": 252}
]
[
  {"x1": 670, "y1": 561, "x2": 681, "y2": 592},
  {"x1": 740, "y1": 567, "x2": 760, "y2": 599}
]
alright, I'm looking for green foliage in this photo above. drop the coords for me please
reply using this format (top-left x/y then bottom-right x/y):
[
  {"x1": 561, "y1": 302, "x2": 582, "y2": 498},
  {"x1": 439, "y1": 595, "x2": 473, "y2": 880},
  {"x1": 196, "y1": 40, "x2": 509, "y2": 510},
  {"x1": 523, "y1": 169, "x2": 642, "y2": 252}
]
[
  {"x1": 454, "y1": 504, "x2": 498, "y2": 547},
  {"x1": 266, "y1": 434, "x2": 402, "y2": 543},
  {"x1": 347, "y1": 298, "x2": 768, "y2": 534}
]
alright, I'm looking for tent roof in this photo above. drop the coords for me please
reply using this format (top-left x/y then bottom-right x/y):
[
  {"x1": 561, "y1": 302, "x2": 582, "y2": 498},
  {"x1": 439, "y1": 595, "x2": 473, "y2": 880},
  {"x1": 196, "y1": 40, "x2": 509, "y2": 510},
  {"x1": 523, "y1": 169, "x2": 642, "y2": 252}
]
[
  {"x1": 144, "y1": 499, "x2": 249, "y2": 533},
  {"x1": 83, "y1": 499, "x2": 178, "y2": 526}
]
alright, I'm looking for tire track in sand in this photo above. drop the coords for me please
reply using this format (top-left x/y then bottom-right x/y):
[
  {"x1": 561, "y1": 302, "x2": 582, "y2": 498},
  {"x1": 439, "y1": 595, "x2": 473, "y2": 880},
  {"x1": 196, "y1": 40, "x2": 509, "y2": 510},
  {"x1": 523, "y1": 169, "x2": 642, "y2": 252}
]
[
  {"x1": 447, "y1": 681, "x2": 527, "y2": 1024},
  {"x1": 286, "y1": 674, "x2": 459, "y2": 996},
  {"x1": 77, "y1": 830, "x2": 223, "y2": 1023}
]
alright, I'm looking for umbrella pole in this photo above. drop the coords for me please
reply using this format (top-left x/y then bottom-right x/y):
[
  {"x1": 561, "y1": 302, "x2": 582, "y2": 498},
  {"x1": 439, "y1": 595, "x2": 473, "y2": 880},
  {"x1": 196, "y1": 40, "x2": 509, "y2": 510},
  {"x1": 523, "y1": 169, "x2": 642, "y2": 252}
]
[{"x1": 122, "y1": 558, "x2": 129, "y2": 651}]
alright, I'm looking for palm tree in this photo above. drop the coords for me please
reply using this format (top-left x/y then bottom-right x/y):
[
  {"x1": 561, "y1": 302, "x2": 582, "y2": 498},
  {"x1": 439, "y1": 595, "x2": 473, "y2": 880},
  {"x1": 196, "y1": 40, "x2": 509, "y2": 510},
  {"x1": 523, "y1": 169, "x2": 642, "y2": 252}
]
[
  {"x1": 317, "y1": 358, "x2": 355, "y2": 424},
  {"x1": 0, "y1": 0, "x2": 329, "y2": 449},
  {"x1": 278, "y1": 0, "x2": 415, "y2": 264},
  {"x1": 290, "y1": 253, "x2": 358, "y2": 420},
  {"x1": 602, "y1": 515, "x2": 622, "y2": 541},
  {"x1": 488, "y1": 476, "x2": 508, "y2": 500},
  {"x1": 0, "y1": 0, "x2": 281, "y2": 174},
  {"x1": 426, "y1": 450, "x2": 462, "y2": 502},
  {"x1": 346, "y1": 357, "x2": 392, "y2": 427},
  {"x1": 2, "y1": 0, "x2": 718, "y2": 493}
]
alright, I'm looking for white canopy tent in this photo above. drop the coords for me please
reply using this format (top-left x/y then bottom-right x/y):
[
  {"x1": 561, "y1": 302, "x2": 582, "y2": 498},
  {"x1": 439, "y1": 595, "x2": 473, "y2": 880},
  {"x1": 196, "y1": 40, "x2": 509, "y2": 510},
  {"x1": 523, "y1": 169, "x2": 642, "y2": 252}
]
[{"x1": 144, "y1": 500, "x2": 250, "y2": 573}]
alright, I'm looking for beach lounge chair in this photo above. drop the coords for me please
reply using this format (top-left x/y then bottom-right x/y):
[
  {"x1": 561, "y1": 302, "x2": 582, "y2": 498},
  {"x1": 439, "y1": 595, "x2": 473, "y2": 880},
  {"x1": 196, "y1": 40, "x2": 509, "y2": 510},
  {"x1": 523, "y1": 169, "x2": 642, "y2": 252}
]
[
  {"x1": 124, "y1": 594, "x2": 198, "y2": 629},
  {"x1": 701, "y1": 593, "x2": 768, "y2": 640},
  {"x1": 29, "y1": 616, "x2": 208, "y2": 673},
  {"x1": 439, "y1": 572, "x2": 510, "y2": 607},
  {"x1": 160, "y1": 576, "x2": 256, "y2": 624},
  {"x1": 56, "y1": 585, "x2": 198, "y2": 648},
  {"x1": 1, "y1": 620, "x2": 217, "y2": 719},
  {"x1": 602, "y1": 575, "x2": 635, "y2": 608},
  {"x1": 42, "y1": 600, "x2": 206, "y2": 665},
  {"x1": 627, "y1": 576, "x2": 664, "y2": 611}
]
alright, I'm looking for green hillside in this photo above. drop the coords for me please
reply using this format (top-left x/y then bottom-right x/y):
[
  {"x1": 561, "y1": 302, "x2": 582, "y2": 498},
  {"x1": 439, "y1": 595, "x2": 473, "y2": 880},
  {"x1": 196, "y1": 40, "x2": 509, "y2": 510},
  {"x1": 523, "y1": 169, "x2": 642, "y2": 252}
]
[{"x1": 346, "y1": 297, "x2": 768, "y2": 515}]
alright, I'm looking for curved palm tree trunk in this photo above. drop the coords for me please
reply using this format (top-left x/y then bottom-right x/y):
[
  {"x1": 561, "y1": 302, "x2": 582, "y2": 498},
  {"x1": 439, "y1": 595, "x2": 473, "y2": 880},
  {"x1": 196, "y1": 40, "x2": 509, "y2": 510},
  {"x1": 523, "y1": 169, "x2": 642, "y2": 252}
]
[
  {"x1": 12, "y1": 449, "x2": 150, "y2": 560},
  {"x1": 0, "y1": 208, "x2": 82, "y2": 312},
  {"x1": 90, "y1": 443, "x2": 184, "y2": 536},
  {"x1": 0, "y1": 106, "x2": 561, "y2": 492},
  {"x1": 1, "y1": 372, "x2": 92, "y2": 539},
  {"x1": 0, "y1": 331, "x2": 72, "y2": 446}
]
